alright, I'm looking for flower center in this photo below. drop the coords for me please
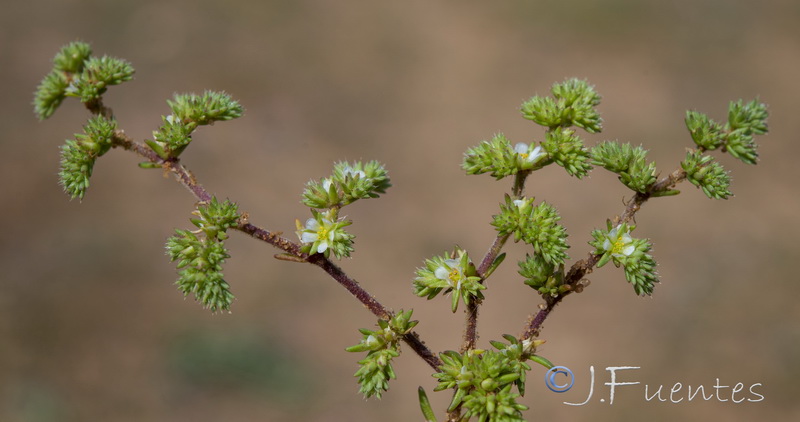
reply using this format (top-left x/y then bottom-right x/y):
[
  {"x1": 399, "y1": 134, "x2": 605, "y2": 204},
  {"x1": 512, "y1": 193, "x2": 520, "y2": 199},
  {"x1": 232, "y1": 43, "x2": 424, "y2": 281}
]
[
  {"x1": 448, "y1": 268, "x2": 461, "y2": 283},
  {"x1": 610, "y1": 238, "x2": 627, "y2": 254},
  {"x1": 317, "y1": 226, "x2": 331, "y2": 239}
]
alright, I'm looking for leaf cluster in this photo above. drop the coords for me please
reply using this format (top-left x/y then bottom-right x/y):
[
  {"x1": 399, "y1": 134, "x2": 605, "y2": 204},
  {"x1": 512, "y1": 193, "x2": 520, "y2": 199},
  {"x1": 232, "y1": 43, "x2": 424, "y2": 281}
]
[
  {"x1": 34, "y1": 41, "x2": 93, "y2": 119},
  {"x1": 686, "y1": 99, "x2": 768, "y2": 165},
  {"x1": 517, "y1": 254, "x2": 566, "y2": 297},
  {"x1": 521, "y1": 78, "x2": 602, "y2": 133},
  {"x1": 65, "y1": 56, "x2": 134, "y2": 103},
  {"x1": 59, "y1": 115, "x2": 117, "y2": 200},
  {"x1": 681, "y1": 151, "x2": 732, "y2": 200},
  {"x1": 166, "y1": 198, "x2": 240, "y2": 312},
  {"x1": 346, "y1": 310, "x2": 418, "y2": 399},
  {"x1": 462, "y1": 134, "x2": 549, "y2": 179},
  {"x1": 302, "y1": 161, "x2": 391, "y2": 208},
  {"x1": 434, "y1": 340, "x2": 533, "y2": 422},
  {"x1": 492, "y1": 196, "x2": 569, "y2": 265},
  {"x1": 540, "y1": 128, "x2": 593, "y2": 179},
  {"x1": 591, "y1": 141, "x2": 658, "y2": 193},
  {"x1": 146, "y1": 92, "x2": 243, "y2": 159}
]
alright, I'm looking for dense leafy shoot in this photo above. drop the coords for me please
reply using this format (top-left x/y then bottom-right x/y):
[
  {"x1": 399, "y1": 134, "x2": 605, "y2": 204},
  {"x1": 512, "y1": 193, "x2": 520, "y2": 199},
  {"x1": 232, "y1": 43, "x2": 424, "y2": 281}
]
[
  {"x1": 681, "y1": 151, "x2": 733, "y2": 199},
  {"x1": 166, "y1": 198, "x2": 240, "y2": 312}
]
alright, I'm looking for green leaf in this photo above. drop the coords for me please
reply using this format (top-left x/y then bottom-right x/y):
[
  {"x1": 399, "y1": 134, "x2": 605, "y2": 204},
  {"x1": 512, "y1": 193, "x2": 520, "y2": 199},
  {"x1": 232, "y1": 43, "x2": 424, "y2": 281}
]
[{"x1": 418, "y1": 387, "x2": 438, "y2": 422}]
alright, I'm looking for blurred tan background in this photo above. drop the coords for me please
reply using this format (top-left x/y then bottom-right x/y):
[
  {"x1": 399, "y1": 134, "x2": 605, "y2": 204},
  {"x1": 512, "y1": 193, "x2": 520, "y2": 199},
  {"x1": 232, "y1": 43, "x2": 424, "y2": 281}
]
[{"x1": 2, "y1": 0, "x2": 799, "y2": 421}]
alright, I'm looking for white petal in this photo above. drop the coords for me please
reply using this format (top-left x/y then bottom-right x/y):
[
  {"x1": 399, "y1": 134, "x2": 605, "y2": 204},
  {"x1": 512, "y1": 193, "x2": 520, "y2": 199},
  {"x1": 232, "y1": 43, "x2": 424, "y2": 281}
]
[
  {"x1": 317, "y1": 240, "x2": 329, "y2": 253},
  {"x1": 434, "y1": 266, "x2": 449, "y2": 280},
  {"x1": 322, "y1": 178, "x2": 333, "y2": 191},
  {"x1": 305, "y1": 218, "x2": 319, "y2": 230},
  {"x1": 602, "y1": 239, "x2": 612, "y2": 251},
  {"x1": 514, "y1": 143, "x2": 529, "y2": 154},
  {"x1": 529, "y1": 146, "x2": 543, "y2": 161},
  {"x1": 513, "y1": 199, "x2": 526, "y2": 208},
  {"x1": 301, "y1": 232, "x2": 318, "y2": 243},
  {"x1": 621, "y1": 233, "x2": 633, "y2": 244},
  {"x1": 621, "y1": 244, "x2": 635, "y2": 256}
]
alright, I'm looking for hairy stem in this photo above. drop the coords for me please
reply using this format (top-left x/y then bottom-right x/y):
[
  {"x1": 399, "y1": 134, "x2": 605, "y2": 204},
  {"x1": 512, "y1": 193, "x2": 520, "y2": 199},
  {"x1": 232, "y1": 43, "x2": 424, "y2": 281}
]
[
  {"x1": 100, "y1": 103, "x2": 443, "y2": 370},
  {"x1": 460, "y1": 171, "x2": 529, "y2": 352},
  {"x1": 520, "y1": 167, "x2": 688, "y2": 341}
]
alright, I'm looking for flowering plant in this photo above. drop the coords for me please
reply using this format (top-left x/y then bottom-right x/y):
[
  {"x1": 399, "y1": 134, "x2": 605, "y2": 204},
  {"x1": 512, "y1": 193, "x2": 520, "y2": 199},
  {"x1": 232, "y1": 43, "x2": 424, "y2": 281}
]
[{"x1": 34, "y1": 41, "x2": 768, "y2": 421}]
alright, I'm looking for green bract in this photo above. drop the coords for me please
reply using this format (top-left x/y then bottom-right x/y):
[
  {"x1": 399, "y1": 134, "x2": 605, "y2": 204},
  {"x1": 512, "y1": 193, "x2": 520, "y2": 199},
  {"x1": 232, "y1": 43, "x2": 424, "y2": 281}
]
[
  {"x1": 681, "y1": 151, "x2": 732, "y2": 200},
  {"x1": 521, "y1": 78, "x2": 602, "y2": 133},
  {"x1": 413, "y1": 248, "x2": 484, "y2": 312},
  {"x1": 166, "y1": 198, "x2": 239, "y2": 312}
]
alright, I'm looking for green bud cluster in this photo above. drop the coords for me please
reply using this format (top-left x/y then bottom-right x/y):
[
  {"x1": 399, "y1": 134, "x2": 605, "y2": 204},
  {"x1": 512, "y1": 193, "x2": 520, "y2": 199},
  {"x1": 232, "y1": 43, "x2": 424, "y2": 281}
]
[
  {"x1": 34, "y1": 41, "x2": 93, "y2": 119},
  {"x1": 686, "y1": 99, "x2": 768, "y2": 165},
  {"x1": 492, "y1": 196, "x2": 569, "y2": 265},
  {"x1": 166, "y1": 198, "x2": 240, "y2": 312},
  {"x1": 434, "y1": 338, "x2": 534, "y2": 422},
  {"x1": 145, "y1": 92, "x2": 243, "y2": 159},
  {"x1": 681, "y1": 151, "x2": 732, "y2": 199},
  {"x1": 518, "y1": 254, "x2": 567, "y2": 297},
  {"x1": 462, "y1": 134, "x2": 549, "y2": 179},
  {"x1": 413, "y1": 248, "x2": 484, "y2": 312},
  {"x1": 65, "y1": 56, "x2": 135, "y2": 103},
  {"x1": 346, "y1": 310, "x2": 418, "y2": 399},
  {"x1": 591, "y1": 141, "x2": 657, "y2": 193},
  {"x1": 302, "y1": 161, "x2": 391, "y2": 209},
  {"x1": 541, "y1": 128, "x2": 593, "y2": 179},
  {"x1": 59, "y1": 115, "x2": 117, "y2": 200},
  {"x1": 590, "y1": 221, "x2": 659, "y2": 296},
  {"x1": 521, "y1": 78, "x2": 602, "y2": 133}
]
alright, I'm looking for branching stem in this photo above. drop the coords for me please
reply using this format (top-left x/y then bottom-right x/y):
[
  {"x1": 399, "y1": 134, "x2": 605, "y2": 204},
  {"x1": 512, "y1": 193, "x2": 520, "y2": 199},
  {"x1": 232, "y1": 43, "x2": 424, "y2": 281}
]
[
  {"x1": 520, "y1": 167, "x2": 689, "y2": 341},
  {"x1": 100, "y1": 103, "x2": 443, "y2": 370}
]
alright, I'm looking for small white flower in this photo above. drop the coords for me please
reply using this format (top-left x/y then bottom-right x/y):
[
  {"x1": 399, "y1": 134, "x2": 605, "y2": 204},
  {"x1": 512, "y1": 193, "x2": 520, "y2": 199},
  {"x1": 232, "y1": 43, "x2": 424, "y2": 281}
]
[
  {"x1": 434, "y1": 258, "x2": 463, "y2": 290},
  {"x1": 299, "y1": 216, "x2": 335, "y2": 253},
  {"x1": 322, "y1": 178, "x2": 334, "y2": 191},
  {"x1": 602, "y1": 224, "x2": 635, "y2": 257},
  {"x1": 515, "y1": 142, "x2": 545, "y2": 165},
  {"x1": 342, "y1": 166, "x2": 366, "y2": 180}
]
